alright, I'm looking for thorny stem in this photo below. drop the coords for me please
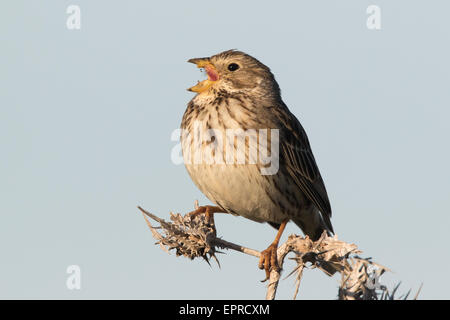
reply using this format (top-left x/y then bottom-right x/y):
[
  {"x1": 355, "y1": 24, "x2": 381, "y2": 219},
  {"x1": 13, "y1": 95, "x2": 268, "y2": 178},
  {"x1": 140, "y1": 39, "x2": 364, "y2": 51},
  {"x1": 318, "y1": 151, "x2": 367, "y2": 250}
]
[
  {"x1": 139, "y1": 205, "x2": 418, "y2": 300},
  {"x1": 139, "y1": 206, "x2": 284, "y2": 299}
]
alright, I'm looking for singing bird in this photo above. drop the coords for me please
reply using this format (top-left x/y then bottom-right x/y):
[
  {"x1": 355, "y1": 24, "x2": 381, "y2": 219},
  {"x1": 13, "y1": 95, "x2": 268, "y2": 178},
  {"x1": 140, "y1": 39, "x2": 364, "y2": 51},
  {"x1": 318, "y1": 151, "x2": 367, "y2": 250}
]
[{"x1": 181, "y1": 50, "x2": 333, "y2": 280}]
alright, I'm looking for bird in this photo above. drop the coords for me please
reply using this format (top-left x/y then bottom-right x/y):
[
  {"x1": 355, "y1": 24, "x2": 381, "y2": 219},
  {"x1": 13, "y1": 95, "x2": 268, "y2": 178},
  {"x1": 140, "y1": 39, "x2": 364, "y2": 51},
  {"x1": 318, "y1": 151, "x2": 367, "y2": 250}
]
[{"x1": 180, "y1": 49, "x2": 333, "y2": 281}]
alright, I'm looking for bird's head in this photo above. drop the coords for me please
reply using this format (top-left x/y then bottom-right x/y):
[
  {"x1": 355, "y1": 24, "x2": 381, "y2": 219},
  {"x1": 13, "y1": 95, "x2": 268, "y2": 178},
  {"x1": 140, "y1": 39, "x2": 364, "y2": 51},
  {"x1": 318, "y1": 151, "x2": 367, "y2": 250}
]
[{"x1": 187, "y1": 50, "x2": 280, "y2": 97}]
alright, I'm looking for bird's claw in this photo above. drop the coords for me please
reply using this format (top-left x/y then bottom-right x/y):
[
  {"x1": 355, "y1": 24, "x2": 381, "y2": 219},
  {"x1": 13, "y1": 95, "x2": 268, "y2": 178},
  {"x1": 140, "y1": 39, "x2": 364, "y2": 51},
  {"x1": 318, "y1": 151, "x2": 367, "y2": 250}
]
[
  {"x1": 258, "y1": 243, "x2": 280, "y2": 282},
  {"x1": 187, "y1": 206, "x2": 214, "y2": 225}
]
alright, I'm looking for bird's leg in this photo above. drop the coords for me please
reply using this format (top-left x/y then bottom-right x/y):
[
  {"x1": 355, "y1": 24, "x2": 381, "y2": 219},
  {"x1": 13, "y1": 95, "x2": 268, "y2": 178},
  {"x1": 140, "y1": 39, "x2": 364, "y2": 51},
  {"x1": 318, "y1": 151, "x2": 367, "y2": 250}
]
[
  {"x1": 258, "y1": 219, "x2": 288, "y2": 282},
  {"x1": 187, "y1": 205, "x2": 226, "y2": 225}
]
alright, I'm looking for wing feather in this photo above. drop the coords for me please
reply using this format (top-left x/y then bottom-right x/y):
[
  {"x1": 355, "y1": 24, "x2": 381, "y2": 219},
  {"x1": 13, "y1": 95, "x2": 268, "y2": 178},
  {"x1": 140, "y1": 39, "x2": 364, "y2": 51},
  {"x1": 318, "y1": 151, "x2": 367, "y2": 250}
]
[{"x1": 276, "y1": 106, "x2": 333, "y2": 229}]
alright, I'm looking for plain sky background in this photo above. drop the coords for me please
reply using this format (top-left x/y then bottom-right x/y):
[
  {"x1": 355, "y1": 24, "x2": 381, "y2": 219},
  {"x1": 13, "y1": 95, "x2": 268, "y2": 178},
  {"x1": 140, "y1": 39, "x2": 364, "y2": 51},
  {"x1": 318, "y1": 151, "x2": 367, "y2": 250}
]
[{"x1": 1, "y1": 0, "x2": 449, "y2": 299}]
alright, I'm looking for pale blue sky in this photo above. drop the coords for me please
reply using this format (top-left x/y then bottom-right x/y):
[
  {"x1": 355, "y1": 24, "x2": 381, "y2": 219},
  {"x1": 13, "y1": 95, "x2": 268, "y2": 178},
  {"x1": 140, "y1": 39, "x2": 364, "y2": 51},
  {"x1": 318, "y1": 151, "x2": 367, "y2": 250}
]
[{"x1": 1, "y1": 0, "x2": 449, "y2": 299}]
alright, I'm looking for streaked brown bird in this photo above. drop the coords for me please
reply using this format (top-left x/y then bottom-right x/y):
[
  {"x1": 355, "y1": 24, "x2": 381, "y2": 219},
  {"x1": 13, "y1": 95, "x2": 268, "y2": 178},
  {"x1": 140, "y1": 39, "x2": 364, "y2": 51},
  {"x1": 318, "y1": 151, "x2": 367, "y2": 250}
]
[{"x1": 181, "y1": 50, "x2": 333, "y2": 281}]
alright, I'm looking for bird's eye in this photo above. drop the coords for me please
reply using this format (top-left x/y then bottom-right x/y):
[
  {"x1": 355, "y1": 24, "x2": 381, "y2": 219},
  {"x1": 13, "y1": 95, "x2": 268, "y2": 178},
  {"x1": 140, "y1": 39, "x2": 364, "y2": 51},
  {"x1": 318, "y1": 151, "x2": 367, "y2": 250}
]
[{"x1": 227, "y1": 63, "x2": 239, "y2": 71}]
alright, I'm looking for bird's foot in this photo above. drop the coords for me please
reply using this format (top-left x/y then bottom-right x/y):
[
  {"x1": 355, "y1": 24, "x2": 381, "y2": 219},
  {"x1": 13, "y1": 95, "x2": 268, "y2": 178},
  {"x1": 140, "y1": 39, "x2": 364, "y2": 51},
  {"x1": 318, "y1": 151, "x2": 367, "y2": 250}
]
[
  {"x1": 258, "y1": 242, "x2": 280, "y2": 282},
  {"x1": 187, "y1": 205, "x2": 222, "y2": 225}
]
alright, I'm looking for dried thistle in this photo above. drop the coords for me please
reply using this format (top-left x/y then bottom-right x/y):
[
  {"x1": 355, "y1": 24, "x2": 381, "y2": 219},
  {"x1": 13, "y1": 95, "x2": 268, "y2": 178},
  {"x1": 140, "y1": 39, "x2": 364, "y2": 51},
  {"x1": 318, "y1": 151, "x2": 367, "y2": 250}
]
[
  {"x1": 139, "y1": 205, "x2": 420, "y2": 300},
  {"x1": 138, "y1": 205, "x2": 219, "y2": 266}
]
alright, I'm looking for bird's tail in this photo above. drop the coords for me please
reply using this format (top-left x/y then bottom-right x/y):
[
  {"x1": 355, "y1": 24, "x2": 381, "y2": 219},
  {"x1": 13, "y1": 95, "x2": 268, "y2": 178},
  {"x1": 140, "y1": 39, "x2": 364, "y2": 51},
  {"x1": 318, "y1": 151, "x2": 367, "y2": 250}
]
[{"x1": 292, "y1": 207, "x2": 333, "y2": 241}]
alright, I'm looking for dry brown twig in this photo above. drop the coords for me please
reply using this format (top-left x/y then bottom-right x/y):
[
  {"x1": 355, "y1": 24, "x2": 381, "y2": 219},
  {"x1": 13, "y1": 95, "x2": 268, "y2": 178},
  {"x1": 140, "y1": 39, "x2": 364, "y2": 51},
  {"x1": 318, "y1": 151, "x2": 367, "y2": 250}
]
[{"x1": 138, "y1": 203, "x2": 420, "y2": 300}]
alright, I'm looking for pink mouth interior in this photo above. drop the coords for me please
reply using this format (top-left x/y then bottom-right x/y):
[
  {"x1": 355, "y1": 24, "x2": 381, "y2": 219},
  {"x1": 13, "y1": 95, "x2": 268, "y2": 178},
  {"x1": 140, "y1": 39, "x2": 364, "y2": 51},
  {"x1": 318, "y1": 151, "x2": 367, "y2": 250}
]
[{"x1": 205, "y1": 66, "x2": 219, "y2": 81}]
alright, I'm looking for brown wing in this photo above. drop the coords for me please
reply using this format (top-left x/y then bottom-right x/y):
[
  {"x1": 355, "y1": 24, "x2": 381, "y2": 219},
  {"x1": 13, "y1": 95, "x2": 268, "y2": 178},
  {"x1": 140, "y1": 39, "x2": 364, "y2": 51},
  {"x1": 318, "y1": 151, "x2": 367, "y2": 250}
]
[{"x1": 276, "y1": 106, "x2": 333, "y2": 232}]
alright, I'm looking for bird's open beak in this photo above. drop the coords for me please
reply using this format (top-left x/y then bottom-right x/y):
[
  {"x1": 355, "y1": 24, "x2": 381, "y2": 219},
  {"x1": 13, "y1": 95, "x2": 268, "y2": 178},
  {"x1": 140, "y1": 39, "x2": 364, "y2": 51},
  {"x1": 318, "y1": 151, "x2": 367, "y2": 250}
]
[{"x1": 187, "y1": 58, "x2": 219, "y2": 93}]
